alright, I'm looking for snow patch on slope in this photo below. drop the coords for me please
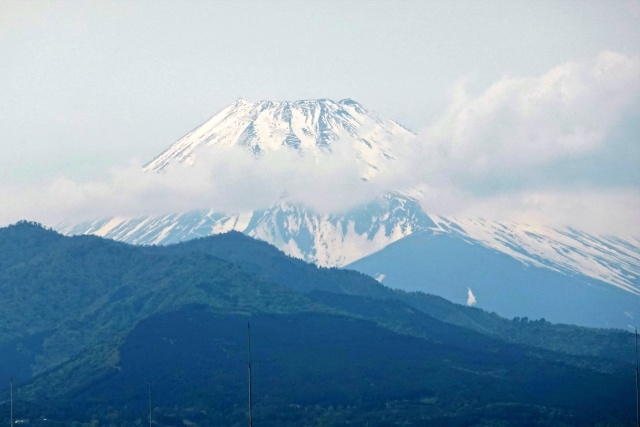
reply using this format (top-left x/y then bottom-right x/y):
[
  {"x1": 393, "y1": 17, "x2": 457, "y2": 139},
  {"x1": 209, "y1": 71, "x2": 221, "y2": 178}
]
[
  {"x1": 59, "y1": 193, "x2": 434, "y2": 267},
  {"x1": 429, "y1": 215, "x2": 640, "y2": 295}
]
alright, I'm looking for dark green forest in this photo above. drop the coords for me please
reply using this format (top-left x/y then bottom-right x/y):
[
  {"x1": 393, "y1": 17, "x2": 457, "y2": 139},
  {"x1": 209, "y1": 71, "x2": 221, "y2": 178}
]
[{"x1": 0, "y1": 221, "x2": 637, "y2": 426}]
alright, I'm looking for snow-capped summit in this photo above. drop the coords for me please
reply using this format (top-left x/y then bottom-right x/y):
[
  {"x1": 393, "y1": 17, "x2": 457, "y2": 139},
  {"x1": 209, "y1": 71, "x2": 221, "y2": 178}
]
[{"x1": 144, "y1": 98, "x2": 414, "y2": 180}]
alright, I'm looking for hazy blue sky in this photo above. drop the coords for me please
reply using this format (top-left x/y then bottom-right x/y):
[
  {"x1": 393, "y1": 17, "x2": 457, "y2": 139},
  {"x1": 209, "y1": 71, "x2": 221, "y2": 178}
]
[{"x1": 1, "y1": 0, "x2": 639, "y2": 234}]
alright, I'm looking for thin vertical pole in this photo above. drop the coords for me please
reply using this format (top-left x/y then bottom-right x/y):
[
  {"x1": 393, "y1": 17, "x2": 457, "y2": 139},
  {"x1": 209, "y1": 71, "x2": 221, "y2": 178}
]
[
  {"x1": 635, "y1": 328, "x2": 639, "y2": 427},
  {"x1": 248, "y1": 322, "x2": 253, "y2": 427},
  {"x1": 9, "y1": 378, "x2": 13, "y2": 427},
  {"x1": 148, "y1": 381, "x2": 152, "y2": 427}
]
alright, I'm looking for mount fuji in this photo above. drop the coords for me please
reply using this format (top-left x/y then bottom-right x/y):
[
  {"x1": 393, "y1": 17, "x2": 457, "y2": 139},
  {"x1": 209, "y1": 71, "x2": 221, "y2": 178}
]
[
  {"x1": 144, "y1": 98, "x2": 414, "y2": 180},
  {"x1": 59, "y1": 98, "x2": 640, "y2": 329}
]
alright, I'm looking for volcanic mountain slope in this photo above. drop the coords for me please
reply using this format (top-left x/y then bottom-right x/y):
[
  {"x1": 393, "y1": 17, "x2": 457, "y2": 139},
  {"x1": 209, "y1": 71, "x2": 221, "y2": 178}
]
[
  {"x1": 428, "y1": 215, "x2": 640, "y2": 296},
  {"x1": 61, "y1": 193, "x2": 433, "y2": 267},
  {"x1": 347, "y1": 229, "x2": 640, "y2": 329},
  {"x1": 61, "y1": 98, "x2": 425, "y2": 265}
]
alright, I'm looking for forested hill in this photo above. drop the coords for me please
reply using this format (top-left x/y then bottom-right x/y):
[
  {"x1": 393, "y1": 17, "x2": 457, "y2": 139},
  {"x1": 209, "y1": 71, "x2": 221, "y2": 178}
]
[{"x1": 0, "y1": 221, "x2": 636, "y2": 426}]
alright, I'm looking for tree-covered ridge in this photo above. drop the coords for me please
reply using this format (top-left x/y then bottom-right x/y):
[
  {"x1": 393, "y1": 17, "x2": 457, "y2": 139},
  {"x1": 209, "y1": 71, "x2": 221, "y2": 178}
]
[
  {"x1": 164, "y1": 229, "x2": 636, "y2": 361},
  {"x1": 0, "y1": 222, "x2": 313, "y2": 383},
  {"x1": 0, "y1": 222, "x2": 636, "y2": 426}
]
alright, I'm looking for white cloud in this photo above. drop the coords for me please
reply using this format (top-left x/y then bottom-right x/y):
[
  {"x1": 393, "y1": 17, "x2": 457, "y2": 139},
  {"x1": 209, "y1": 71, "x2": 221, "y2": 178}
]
[
  {"x1": 442, "y1": 187, "x2": 640, "y2": 237},
  {"x1": 408, "y1": 51, "x2": 640, "y2": 236},
  {"x1": 0, "y1": 143, "x2": 384, "y2": 226},
  {"x1": 421, "y1": 51, "x2": 640, "y2": 181}
]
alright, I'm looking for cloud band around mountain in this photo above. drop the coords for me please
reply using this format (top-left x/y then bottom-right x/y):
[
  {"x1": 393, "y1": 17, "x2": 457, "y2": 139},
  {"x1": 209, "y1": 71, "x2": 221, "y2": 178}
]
[{"x1": 1, "y1": 51, "x2": 638, "y2": 236}]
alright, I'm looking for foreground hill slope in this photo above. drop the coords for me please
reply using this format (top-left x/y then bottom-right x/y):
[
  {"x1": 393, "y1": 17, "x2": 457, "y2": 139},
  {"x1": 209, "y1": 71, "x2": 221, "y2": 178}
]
[
  {"x1": 162, "y1": 230, "x2": 636, "y2": 361},
  {"x1": 0, "y1": 222, "x2": 637, "y2": 426},
  {"x1": 34, "y1": 307, "x2": 633, "y2": 426}
]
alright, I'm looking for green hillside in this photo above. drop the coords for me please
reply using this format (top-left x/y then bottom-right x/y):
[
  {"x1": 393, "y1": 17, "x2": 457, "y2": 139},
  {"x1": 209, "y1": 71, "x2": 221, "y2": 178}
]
[{"x1": 0, "y1": 222, "x2": 636, "y2": 426}]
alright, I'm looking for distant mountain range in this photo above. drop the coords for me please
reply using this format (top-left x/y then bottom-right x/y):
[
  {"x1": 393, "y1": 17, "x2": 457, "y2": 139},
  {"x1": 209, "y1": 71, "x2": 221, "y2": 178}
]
[
  {"x1": 58, "y1": 98, "x2": 640, "y2": 330},
  {"x1": 0, "y1": 222, "x2": 636, "y2": 426}
]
